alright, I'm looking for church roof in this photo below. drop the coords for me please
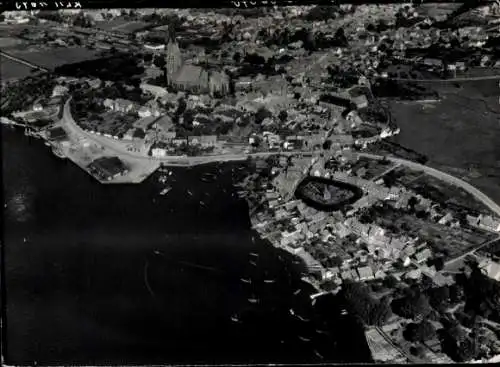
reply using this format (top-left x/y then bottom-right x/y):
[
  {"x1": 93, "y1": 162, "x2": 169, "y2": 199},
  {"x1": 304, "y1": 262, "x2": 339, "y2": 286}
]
[{"x1": 173, "y1": 64, "x2": 207, "y2": 85}]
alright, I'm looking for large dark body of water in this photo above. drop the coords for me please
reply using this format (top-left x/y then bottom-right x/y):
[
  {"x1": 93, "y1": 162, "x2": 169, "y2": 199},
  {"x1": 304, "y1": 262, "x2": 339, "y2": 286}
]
[{"x1": 2, "y1": 127, "x2": 371, "y2": 365}]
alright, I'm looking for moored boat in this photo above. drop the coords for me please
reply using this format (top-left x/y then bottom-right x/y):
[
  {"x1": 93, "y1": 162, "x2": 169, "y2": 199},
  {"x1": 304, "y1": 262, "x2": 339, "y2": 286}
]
[
  {"x1": 159, "y1": 187, "x2": 172, "y2": 196},
  {"x1": 240, "y1": 278, "x2": 251, "y2": 284}
]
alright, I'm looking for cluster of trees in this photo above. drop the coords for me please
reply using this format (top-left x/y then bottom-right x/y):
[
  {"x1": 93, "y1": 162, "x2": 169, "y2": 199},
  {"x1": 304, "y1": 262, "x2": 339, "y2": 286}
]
[
  {"x1": 461, "y1": 267, "x2": 500, "y2": 322},
  {"x1": 2, "y1": 75, "x2": 56, "y2": 116},
  {"x1": 342, "y1": 280, "x2": 392, "y2": 326},
  {"x1": 55, "y1": 54, "x2": 145, "y2": 84},
  {"x1": 372, "y1": 80, "x2": 440, "y2": 101},
  {"x1": 259, "y1": 26, "x2": 349, "y2": 52},
  {"x1": 403, "y1": 320, "x2": 436, "y2": 342},
  {"x1": 72, "y1": 13, "x2": 93, "y2": 28},
  {"x1": 391, "y1": 287, "x2": 432, "y2": 319},
  {"x1": 440, "y1": 323, "x2": 481, "y2": 362}
]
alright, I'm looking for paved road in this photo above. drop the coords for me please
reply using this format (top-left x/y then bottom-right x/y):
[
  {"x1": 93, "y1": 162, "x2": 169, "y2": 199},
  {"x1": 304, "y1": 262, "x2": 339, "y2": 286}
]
[
  {"x1": 445, "y1": 236, "x2": 500, "y2": 266},
  {"x1": 357, "y1": 152, "x2": 500, "y2": 217},
  {"x1": 376, "y1": 75, "x2": 500, "y2": 83}
]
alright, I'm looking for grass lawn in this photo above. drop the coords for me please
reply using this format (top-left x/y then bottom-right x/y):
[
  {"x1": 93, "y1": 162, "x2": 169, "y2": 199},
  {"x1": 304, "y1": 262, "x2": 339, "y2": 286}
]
[
  {"x1": 0, "y1": 58, "x2": 35, "y2": 81},
  {"x1": 8, "y1": 47, "x2": 103, "y2": 70},
  {"x1": 95, "y1": 19, "x2": 150, "y2": 33}
]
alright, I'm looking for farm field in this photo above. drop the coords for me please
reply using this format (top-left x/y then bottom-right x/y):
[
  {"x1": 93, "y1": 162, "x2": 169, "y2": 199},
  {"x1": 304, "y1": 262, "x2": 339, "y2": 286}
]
[
  {"x1": 7, "y1": 47, "x2": 104, "y2": 70},
  {"x1": 0, "y1": 36, "x2": 24, "y2": 49},
  {"x1": 389, "y1": 80, "x2": 500, "y2": 205},
  {"x1": 0, "y1": 57, "x2": 34, "y2": 81},
  {"x1": 95, "y1": 19, "x2": 150, "y2": 33}
]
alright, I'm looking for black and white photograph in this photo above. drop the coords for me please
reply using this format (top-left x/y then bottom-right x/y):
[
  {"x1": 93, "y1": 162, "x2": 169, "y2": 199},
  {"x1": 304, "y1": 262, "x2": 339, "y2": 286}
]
[{"x1": 2, "y1": 1, "x2": 500, "y2": 365}]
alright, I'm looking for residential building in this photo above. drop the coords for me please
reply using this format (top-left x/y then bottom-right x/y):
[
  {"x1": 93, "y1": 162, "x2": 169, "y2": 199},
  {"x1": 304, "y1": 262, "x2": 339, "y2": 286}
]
[
  {"x1": 414, "y1": 248, "x2": 432, "y2": 263},
  {"x1": 357, "y1": 266, "x2": 375, "y2": 281},
  {"x1": 477, "y1": 215, "x2": 500, "y2": 232},
  {"x1": 188, "y1": 135, "x2": 217, "y2": 147}
]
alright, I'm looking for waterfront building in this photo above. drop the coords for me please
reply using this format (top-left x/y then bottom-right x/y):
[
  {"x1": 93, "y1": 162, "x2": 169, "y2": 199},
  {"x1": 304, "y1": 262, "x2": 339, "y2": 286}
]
[
  {"x1": 47, "y1": 127, "x2": 68, "y2": 141},
  {"x1": 88, "y1": 156, "x2": 128, "y2": 181}
]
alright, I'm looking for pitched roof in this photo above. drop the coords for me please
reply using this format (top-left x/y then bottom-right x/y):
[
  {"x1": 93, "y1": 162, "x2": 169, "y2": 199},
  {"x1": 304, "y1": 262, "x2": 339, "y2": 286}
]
[{"x1": 173, "y1": 64, "x2": 207, "y2": 85}]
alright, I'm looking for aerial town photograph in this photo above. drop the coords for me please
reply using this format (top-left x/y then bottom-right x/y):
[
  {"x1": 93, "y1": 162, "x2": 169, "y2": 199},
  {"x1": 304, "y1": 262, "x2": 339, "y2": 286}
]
[{"x1": 1, "y1": 1, "x2": 500, "y2": 365}]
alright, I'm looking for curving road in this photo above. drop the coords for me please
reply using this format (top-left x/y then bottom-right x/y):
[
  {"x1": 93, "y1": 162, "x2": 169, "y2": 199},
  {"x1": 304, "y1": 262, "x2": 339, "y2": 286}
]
[
  {"x1": 375, "y1": 75, "x2": 500, "y2": 83},
  {"x1": 60, "y1": 98, "x2": 308, "y2": 165},
  {"x1": 356, "y1": 152, "x2": 500, "y2": 217},
  {"x1": 62, "y1": 99, "x2": 500, "y2": 218}
]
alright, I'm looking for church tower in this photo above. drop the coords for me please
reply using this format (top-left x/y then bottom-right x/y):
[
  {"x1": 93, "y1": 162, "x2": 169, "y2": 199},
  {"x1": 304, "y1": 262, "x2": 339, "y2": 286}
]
[{"x1": 164, "y1": 27, "x2": 182, "y2": 85}]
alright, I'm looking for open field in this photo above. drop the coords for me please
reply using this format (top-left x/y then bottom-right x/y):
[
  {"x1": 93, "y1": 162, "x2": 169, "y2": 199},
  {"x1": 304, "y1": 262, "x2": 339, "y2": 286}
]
[
  {"x1": 7, "y1": 47, "x2": 103, "y2": 70},
  {"x1": 95, "y1": 19, "x2": 150, "y2": 33},
  {"x1": 416, "y1": 3, "x2": 461, "y2": 19},
  {"x1": 0, "y1": 57, "x2": 35, "y2": 81},
  {"x1": 0, "y1": 36, "x2": 24, "y2": 49},
  {"x1": 389, "y1": 80, "x2": 500, "y2": 205}
]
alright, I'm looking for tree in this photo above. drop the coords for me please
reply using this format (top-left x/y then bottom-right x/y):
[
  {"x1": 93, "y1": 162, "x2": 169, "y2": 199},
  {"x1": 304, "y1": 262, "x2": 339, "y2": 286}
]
[
  {"x1": 427, "y1": 286, "x2": 450, "y2": 311},
  {"x1": 278, "y1": 110, "x2": 288, "y2": 123},
  {"x1": 233, "y1": 51, "x2": 241, "y2": 64},
  {"x1": 392, "y1": 291, "x2": 432, "y2": 319},
  {"x1": 255, "y1": 107, "x2": 272, "y2": 124},
  {"x1": 153, "y1": 56, "x2": 166, "y2": 69},
  {"x1": 133, "y1": 128, "x2": 145, "y2": 139},
  {"x1": 403, "y1": 320, "x2": 436, "y2": 342},
  {"x1": 383, "y1": 275, "x2": 399, "y2": 289},
  {"x1": 334, "y1": 27, "x2": 348, "y2": 47},
  {"x1": 410, "y1": 345, "x2": 426, "y2": 357},
  {"x1": 143, "y1": 53, "x2": 153, "y2": 63},
  {"x1": 343, "y1": 281, "x2": 391, "y2": 326}
]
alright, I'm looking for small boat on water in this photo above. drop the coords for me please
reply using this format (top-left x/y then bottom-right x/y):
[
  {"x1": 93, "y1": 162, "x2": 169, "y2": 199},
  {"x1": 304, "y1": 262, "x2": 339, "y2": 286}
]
[
  {"x1": 249, "y1": 252, "x2": 259, "y2": 258},
  {"x1": 248, "y1": 297, "x2": 259, "y2": 304},
  {"x1": 230, "y1": 315, "x2": 240, "y2": 323},
  {"x1": 187, "y1": 190, "x2": 193, "y2": 196},
  {"x1": 313, "y1": 350, "x2": 324, "y2": 359},
  {"x1": 159, "y1": 187, "x2": 172, "y2": 196},
  {"x1": 312, "y1": 298, "x2": 317, "y2": 306},
  {"x1": 315, "y1": 329, "x2": 327, "y2": 335},
  {"x1": 263, "y1": 279, "x2": 275, "y2": 284},
  {"x1": 298, "y1": 336, "x2": 310, "y2": 342},
  {"x1": 44, "y1": 142, "x2": 51, "y2": 147},
  {"x1": 293, "y1": 289, "x2": 301, "y2": 296},
  {"x1": 153, "y1": 250, "x2": 162, "y2": 255},
  {"x1": 296, "y1": 314, "x2": 310, "y2": 322},
  {"x1": 158, "y1": 175, "x2": 167, "y2": 184},
  {"x1": 341, "y1": 309, "x2": 348, "y2": 315},
  {"x1": 249, "y1": 260, "x2": 257, "y2": 267},
  {"x1": 199, "y1": 200, "x2": 205, "y2": 206},
  {"x1": 240, "y1": 278, "x2": 252, "y2": 284},
  {"x1": 289, "y1": 308, "x2": 295, "y2": 316}
]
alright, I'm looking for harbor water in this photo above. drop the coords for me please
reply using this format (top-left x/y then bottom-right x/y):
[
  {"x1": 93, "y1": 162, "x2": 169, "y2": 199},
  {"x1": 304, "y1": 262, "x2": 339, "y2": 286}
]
[{"x1": 2, "y1": 126, "x2": 372, "y2": 365}]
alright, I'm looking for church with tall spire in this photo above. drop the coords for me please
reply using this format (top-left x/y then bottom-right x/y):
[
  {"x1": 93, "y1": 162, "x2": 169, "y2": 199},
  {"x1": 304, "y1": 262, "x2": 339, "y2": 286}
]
[{"x1": 163, "y1": 27, "x2": 229, "y2": 97}]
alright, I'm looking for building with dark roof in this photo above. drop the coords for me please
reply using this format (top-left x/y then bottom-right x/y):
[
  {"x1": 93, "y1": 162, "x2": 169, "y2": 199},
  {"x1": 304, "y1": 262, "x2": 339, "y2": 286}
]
[
  {"x1": 88, "y1": 156, "x2": 128, "y2": 181},
  {"x1": 47, "y1": 127, "x2": 68, "y2": 141}
]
